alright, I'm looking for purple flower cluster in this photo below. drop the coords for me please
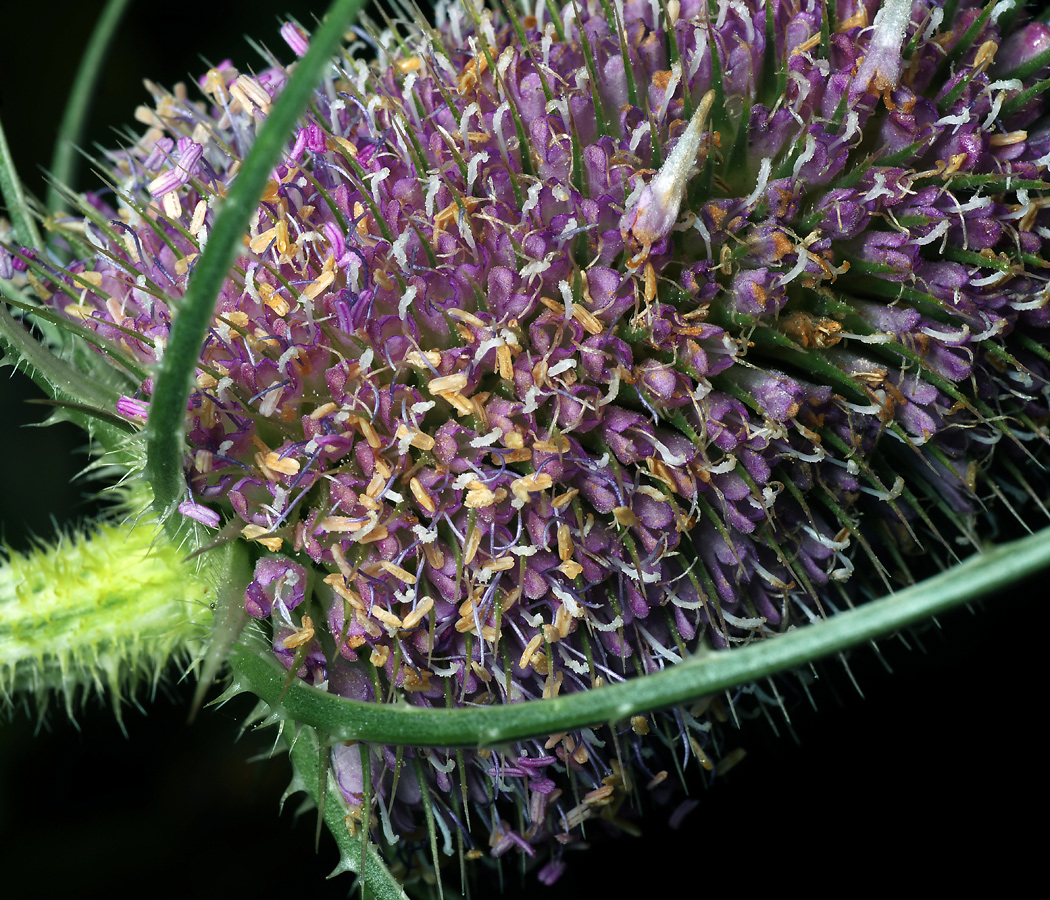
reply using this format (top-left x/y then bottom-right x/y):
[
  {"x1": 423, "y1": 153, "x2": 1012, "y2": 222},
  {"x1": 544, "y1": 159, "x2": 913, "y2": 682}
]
[{"x1": 11, "y1": 0, "x2": 1050, "y2": 884}]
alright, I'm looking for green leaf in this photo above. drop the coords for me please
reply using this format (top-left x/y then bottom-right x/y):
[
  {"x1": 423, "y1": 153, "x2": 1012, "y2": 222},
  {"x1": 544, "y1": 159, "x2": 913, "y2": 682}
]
[
  {"x1": 145, "y1": 0, "x2": 370, "y2": 521},
  {"x1": 229, "y1": 525, "x2": 1050, "y2": 748}
]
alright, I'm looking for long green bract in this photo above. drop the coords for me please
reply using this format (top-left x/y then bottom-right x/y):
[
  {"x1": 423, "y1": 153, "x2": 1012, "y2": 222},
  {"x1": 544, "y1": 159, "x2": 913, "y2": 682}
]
[
  {"x1": 45, "y1": 0, "x2": 133, "y2": 219},
  {"x1": 145, "y1": 0, "x2": 370, "y2": 521},
  {"x1": 229, "y1": 525, "x2": 1050, "y2": 747}
]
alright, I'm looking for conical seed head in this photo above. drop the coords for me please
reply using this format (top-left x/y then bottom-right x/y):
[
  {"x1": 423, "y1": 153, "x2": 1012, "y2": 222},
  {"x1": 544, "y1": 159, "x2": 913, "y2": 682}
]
[{"x1": 16, "y1": 0, "x2": 1050, "y2": 886}]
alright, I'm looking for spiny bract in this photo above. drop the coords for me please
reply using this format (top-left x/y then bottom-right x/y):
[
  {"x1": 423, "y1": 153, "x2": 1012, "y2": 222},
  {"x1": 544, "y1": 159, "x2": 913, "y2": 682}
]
[{"x1": 5, "y1": 0, "x2": 1050, "y2": 887}]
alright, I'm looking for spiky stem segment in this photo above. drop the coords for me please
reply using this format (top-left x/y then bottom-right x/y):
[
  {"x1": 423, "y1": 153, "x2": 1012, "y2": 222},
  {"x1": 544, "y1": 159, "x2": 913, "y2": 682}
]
[{"x1": 0, "y1": 508, "x2": 213, "y2": 726}]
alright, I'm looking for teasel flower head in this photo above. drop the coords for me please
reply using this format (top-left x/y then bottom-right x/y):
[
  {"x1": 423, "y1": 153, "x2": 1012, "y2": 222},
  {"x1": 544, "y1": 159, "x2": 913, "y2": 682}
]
[{"x1": 8, "y1": 0, "x2": 1050, "y2": 885}]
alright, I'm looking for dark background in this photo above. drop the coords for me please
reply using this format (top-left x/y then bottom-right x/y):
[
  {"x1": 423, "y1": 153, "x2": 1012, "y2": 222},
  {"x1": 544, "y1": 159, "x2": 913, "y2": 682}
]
[{"x1": 0, "y1": 1, "x2": 1044, "y2": 894}]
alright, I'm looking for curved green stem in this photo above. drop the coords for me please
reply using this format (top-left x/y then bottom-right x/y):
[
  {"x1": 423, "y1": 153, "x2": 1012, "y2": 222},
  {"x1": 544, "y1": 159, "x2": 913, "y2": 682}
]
[
  {"x1": 145, "y1": 0, "x2": 369, "y2": 521},
  {"x1": 231, "y1": 526, "x2": 1050, "y2": 747},
  {"x1": 45, "y1": 0, "x2": 133, "y2": 217}
]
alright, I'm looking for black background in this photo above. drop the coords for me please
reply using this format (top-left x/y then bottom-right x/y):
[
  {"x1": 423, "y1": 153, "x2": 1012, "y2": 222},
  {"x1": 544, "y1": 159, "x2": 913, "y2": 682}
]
[{"x1": 0, "y1": 1, "x2": 1043, "y2": 895}]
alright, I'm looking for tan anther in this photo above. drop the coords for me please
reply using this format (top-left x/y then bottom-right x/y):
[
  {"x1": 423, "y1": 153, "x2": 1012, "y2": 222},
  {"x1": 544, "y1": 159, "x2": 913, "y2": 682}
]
[
  {"x1": 544, "y1": 732, "x2": 567, "y2": 750},
  {"x1": 196, "y1": 372, "x2": 218, "y2": 390},
  {"x1": 714, "y1": 747, "x2": 747, "y2": 776},
  {"x1": 63, "y1": 303, "x2": 91, "y2": 320},
  {"x1": 355, "y1": 416, "x2": 382, "y2": 449},
  {"x1": 504, "y1": 430, "x2": 524, "y2": 450},
  {"x1": 791, "y1": 32, "x2": 822, "y2": 56},
  {"x1": 942, "y1": 153, "x2": 968, "y2": 176},
  {"x1": 582, "y1": 786, "x2": 615, "y2": 808},
  {"x1": 401, "y1": 667, "x2": 434, "y2": 692},
  {"x1": 324, "y1": 574, "x2": 366, "y2": 610},
  {"x1": 261, "y1": 288, "x2": 291, "y2": 318},
  {"x1": 447, "y1": 308, "x2": 486, "y2": 328},
  {"x1": 500, "y1": 586, "x2": 521, "y2": 612},
  {"x1": 646, "y1": 771, "x2": 668, "y2": 789},
  {"x1": 262, "y1": 451, "x2": 300, "y2": 477},
  {"x1": 612, "y1": 506, "x2": 637, "y2": 527},
  {"x1": 282, "y1": 615, "x2": 315, "y2": 649},
  {"x1": 643, "y1": 261, "x2": 657, "y2": 304},
  {"x1": 552, "y1": 488, "x2": 579, "y2": 509},
  {"x1": 471, "y1": 393, "x2": 490, "y2": 428},
  {"x1": 973, "y1": 39, "x2": 998, "y2": 72},
  {"x1": 630, "y1": 715, "x2": 650, "y2": 736},
  {"x1": 396, "y1": 424, "x2": 437, "y2": 452},
  {"x1": 373, "y1": 269, "x2": 394, "y2": 291},
  {"x1": 303, "y1": 259, "x2": 336, "y2": 300},
  {"x1": 439, "y1": 390, "x2": 475, "y2": 416},
  {"x1": 329, "y1": 136, "x2": 357, "y2": 161},
  {"x1": 231, "y1": 74, "x2": 272, "y2": 114},
  {"x1": 358, "y1": 524, "x2": 389, "y2": 544},
  {"x1": 688, "y1": 735, "x2": 714, "y2": 771},
  {"x1": 407, "y1": 349, "x2": 443, "y2": 369},
  {"x1": 353, "y1": 201, "x2": 373, "y2": 238},
  {"x1": 161, "y1": 191, "x2": 182, "y2": 219},
  {"x1": 395, "y1": 56, "x2": 422, "y2": 74},
  {"x1": 309, "y1": 402, "x2": 338, "y2": 420},
  {"x1": 496, "y1": 343, "x2": 515, "y2": 380},
  {"x1": 557, "y1": 523, "x2": 574, "y2": 562},
  {"x1": 836, "y1": 8, "x2": 867, "y2": 30},
  {"x1": 428, "y1": 373, "x2": 469, "y2": 394},
  {"x1": 422, "y1": 543, "x2": 445, "y2": 570},
  {"x1": 369, "y1": 644, "x2": 391, "y2": 667},
  {"x1": 556, "y1": 560, "x2": 583, "y2": 579},
  {"x1": 463, "y1": 527, "x2": 482, "y2": 565},
  {"x1": 470, "y1": 660, "x2": 492, "y2": 683},
  {"x1": 224, "y1": 310, "x2": 250, "y2": 330},
  {"x1": 371, "y1": 606, "x2": 404, "y2": 631},
  {"x1": 249, "y1": 227, "x2": 277, "y2": 254},
  {"x1": 530, "y1": 651, "x2": 549, "y2": 675},
  {"x1": 241, "y1": 524, "x2": 283, "y2": 552},
  {"x1": 364, "y1": 472, "x2": 386, "y2": 499},
  {"x1": 782, "y1": 311, "x2": 843, "y2": 349},
  {"x1": 193, "y1": 449, "x2": 213, "y2": 474},
  {"x1": 542, "y1": 670, "x2": 564, "y2": 699},
  {"x1": 409, "y1": 477, "x2": 437, "y2": 513},
  {"x1": 518, "y1": 634, "x2": 544, "y2": 670},
  {"x1": 538, "y1": 295, "x2": 564, "y2": 316},
  {"x1": 510, "y1": 472, "x2": 553, "y2": 504},
  {"x1": 464, "y1": 481, "x2": 498, "y2": 508},
  {"x1": 457, "y1": 52, "x2": 489, "y2": 95},
  {"x1": 635, "y1": 485, "x2": 669, "y2": 503},
  {"x1": 989, "y1": 130, "x2": 1028, "y2": 147},
  {"x1": 572, "y1": 304, "x2": 604, "y2": 335},
  {"x1": 554, "y1": 601, "x2": 574, "y2": 635},
  {"x1": 374, "y1": 458, "x2": 392, "y2": 480},
  {"x1": 320, "y1": 516, "x2": 366, "y2": 533},
  {"x1": 401, "y1": 597, "x2": 434, "y2": 630},
  {"x1": 379, "y1": 561, "x2": 417, "y2": 585},
  {"x1": 483, "y1": 556, "x2": 515, "y2": 572},
  {"x1": 134, "y1": 104, "x2": 164, "y2": 128}
]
